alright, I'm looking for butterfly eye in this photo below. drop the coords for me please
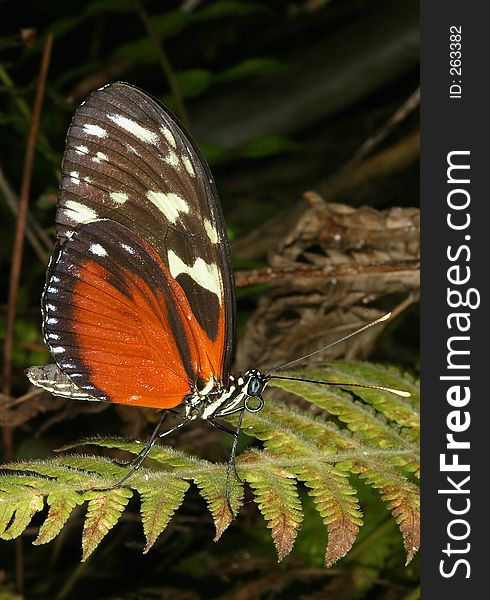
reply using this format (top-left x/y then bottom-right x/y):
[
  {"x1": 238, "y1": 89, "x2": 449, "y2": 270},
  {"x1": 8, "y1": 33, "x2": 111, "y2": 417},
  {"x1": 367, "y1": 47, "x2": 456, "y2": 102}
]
[{"x1": 247, "y1": 375, "x2": 263, "y2": 397}]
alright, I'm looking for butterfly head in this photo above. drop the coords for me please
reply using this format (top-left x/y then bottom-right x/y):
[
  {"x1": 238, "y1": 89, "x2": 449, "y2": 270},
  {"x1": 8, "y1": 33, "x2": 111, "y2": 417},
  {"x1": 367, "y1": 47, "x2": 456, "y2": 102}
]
[
  {"x1": 216, "y1": 368, "x2": 268, "y2": 417},
  {"x1": 242, "y1": 369, "x2": 267, "y2": 410},
  {"x1": 184, "y1": 369, "x2": 268, "y2": 420}
]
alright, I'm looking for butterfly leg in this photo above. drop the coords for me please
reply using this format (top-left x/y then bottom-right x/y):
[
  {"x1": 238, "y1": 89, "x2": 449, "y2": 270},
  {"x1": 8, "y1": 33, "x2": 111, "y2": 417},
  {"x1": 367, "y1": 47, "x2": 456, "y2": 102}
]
[
  {"x1": 211, "y1": 420, "x2": 244, "y2": 484},
  {"x1": 115, "y1": 411, "x2": 168, "y2": 468},
  {"x1": 208, "y1": 419, "x2": 238, "y2": 437},
  {"x1": 224, "y1": 408, "x2": 245, "y2": 518},
  {"x1": 107, "y1": 414, "x2": 187, "y2": 489}
]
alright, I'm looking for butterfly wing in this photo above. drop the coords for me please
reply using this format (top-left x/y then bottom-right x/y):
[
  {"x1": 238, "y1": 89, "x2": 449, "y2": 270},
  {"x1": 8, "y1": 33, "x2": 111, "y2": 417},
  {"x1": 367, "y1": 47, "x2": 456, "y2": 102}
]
[
  {"x1": 28, "y1": 82, "x2": 237, "y2": 406},
  {"x1": 26, "y1": 363, "x2": 97, "y2": 401},
  {"x1": 42, "y1": 219, "x2": 222, "y2": 408},
  {"x1": 54, "y1": 82, "x2": 235, "y2": 382}
]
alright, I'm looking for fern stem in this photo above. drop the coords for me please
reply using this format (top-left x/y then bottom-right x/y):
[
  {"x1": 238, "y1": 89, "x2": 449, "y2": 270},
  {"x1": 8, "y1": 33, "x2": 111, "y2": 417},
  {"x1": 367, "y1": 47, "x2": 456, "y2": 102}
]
[
  {"x1": 55, "y1": 556, "x2": 92, "y2": 600},
  {"x1": 154, "y1": 448, "x2": 418, "y2": 480}
]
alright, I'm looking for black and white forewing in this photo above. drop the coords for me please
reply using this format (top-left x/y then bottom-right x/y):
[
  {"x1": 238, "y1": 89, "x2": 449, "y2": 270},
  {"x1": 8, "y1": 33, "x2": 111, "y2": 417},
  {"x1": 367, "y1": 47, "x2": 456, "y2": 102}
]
[{"x1": 55, "y1": 82, "x2": 235, "y2": 382}]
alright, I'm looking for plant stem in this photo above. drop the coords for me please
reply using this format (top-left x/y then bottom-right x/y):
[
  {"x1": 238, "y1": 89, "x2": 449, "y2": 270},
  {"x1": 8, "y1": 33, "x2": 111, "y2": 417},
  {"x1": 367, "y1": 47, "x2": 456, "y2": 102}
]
[{"x1": 132, "y1": 0, "x2": 191, "y2": 129}]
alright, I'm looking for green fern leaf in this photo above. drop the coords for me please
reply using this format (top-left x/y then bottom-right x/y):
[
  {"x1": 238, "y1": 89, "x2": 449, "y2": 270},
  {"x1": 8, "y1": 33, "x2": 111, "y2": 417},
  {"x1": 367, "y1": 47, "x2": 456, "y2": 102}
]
[
  {"x1": 271, "y1": 373, "x2": 417, "y2": 450},
  {"x1": 353, "y1": 460, "x2": 420, "y2": 564},
  {"x1": 233, "y1": 404, "x2": 364, "y2": 565},
  {"x1": 137, "y1": 474, "x2": 189, "y2": 553},
  {"x1": 34, "y1": 491, "x2": 84, "y2": 545},
  {"x1": 55, "y1": 454, "x2": 132, "y2": 481},
  {"x1": 0, "y1": 486, "x2": 44, "y2": 540},
  {"x1": 298, "y1": 464, "x2": 362, "y2": 567},
  {"x1": 269, "y1": 374, "x2": 419, "y2": 476},
  {"x1": 234, "y1": 400, "x2": 327, "y2": 456},
  {"x1": 315, "y1": 363, "x2": 420, "y2": 431},
  {"x1": 81, "y1": 488, "x2": 133, "y2": 561},
  {"x1": 0, "y1": 362, "x2": 418, "y2": 566},
  {"x1": 241, "y1": 450, "x2": 303, "y2": 561},
  {"x1": 62, "y1": 437, "x2": 197, "y2": 474},
  {"x1": 66, "y1": 437, "x2": 245, "y2": 540},
  {"x1": 0, "y1": 496, "x2": 16, "y2": 537},
  {"x1": 194, "y1": 465, "x2": 244, "y2": 540}
]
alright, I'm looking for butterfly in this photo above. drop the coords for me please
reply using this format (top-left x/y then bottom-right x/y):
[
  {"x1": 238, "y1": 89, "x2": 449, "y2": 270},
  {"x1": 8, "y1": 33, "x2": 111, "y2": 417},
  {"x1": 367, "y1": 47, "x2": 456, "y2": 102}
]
[{"x1": 27, "y1": 82, "x2": 408, "y2": 499}]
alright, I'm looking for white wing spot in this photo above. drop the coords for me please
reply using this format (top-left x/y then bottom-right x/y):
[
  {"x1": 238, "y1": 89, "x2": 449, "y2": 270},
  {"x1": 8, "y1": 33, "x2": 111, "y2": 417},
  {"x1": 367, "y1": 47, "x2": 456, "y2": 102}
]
[
  {"x1": 47, "y1": 286, "x2": 58, "y2": 294},
  {"x1": 51, "y1": 346, "x2": 65, "y2": 354},
  {"x1": 130, "y1": 395, "x2": 141, "y2": 401},
  {"x1": 168, "y1": 251, "x2": 222, "y2": 301},
  {"x1": 83, "y1": 123, "x2": 107, "y2": 138},
  {"x1": 47, "y1": 318, "x2": 58, "y2": 325},
  {"x1": 93, "y1": 151, "x2": 108, "y2": 163},
  {"x1": 75, "y1": 145, "x2": 89, "y2": 155},
  {"x1": 146, "y1": 191, "x2": 189, "y2": 223},
  {"x1": 204, "y1": 218, "x2": 218, "y2": 244},
  {"x1": 64, "y1": 201, "x2": 97, "y2": 224},
  {"x1": 108, "y1": 114, "x2": 158, "y2": 144},
  {"x1": 163, "y1": 150, "x2": 180, "y2": 168},
  {"x1": 120, "y1": 243, "x2": 135, "y2": 254},
  {"x1": 51, "y1": 276, "x2": 60, "y2": 283},
  {"x1": 46, "y1": 303, "x2": 57, "y2": 312},
  {"x1": 70, "y1": 171, "x2": 80, "y2": 185},
  {"x1": 109, "y1": 191, "x2": 129, "y2": 205},
  {"x1": 83, "y1": 176, "x2": 92, "y2": 183},
  {"x1": 90, "y1": 243, "x2": 108, "y2": 257},
  {"x1": 160, "y1": 126, "x2": 176, "y2": 148},
  {"x1": 48, "y1": 333, "x2": 60, "y2": 340},
  {"x1": 61, "y1": 362, "x2": 76, "y2": 369},
  {"x1": 70, "y1": 373, "x2": 83, "y2": 378},
  {"x1": 182, "y1": 155, "x2": 195, "y2": 177}
]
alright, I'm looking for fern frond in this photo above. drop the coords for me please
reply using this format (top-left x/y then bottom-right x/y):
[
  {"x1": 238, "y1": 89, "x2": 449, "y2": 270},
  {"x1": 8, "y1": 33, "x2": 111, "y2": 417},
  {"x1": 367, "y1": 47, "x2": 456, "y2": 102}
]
[
  {"x1": 238, "y1": 397, "x2": 419, "y2": 477},
  {"x1": 298, "y1": 463, "x2": 362, "y2": 567},
  {"x1": 81, "y1": 488, "x2": 132, "y2": 560},
  {"x1": 231, "y1": 404, "x2": 389, "y2": 566},
  {"x1": 352, "y1": 459, "x2": 420, "y2": 564},
  {"x1": 194, "y1": 465, "x2": 244, "y2": 541},
  {"x1": 60, "y1": 439, "x2": 243, "y2": 540},
  {"x1": 0, "y1": 362, "x2": 419, "y2": 567},
  {"x1": 313, "y1": 363, "x2": 420, "y2": 432},
  {"x1": 271, "y1": 374, "x2": 418, "y2": 450},
  {"x1": 0, "y1": 484, "x2": 44, "y2": 540},
  {"x1": 241, "y1": 450, "x2": 303, "y2": 560},
  {"x1": 137, "y1": 474, "x2": 190, "y2": 553},
  {"x1": 34, "y1": 491, "x2": 84, "y2": 545}
]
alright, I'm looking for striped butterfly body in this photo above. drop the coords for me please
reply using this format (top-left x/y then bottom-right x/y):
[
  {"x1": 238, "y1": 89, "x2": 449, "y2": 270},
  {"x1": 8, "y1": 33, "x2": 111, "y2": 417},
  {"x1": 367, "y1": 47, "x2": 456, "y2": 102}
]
[{"x1": 28, "y1": 82, "x2": 267, "y2": 429}]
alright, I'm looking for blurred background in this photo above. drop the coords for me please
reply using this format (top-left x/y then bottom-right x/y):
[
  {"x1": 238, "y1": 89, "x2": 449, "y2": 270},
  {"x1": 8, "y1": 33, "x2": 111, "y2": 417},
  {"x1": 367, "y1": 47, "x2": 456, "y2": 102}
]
[{"x1": 0, "y1": 1, "x2": 419, "y2": 598}]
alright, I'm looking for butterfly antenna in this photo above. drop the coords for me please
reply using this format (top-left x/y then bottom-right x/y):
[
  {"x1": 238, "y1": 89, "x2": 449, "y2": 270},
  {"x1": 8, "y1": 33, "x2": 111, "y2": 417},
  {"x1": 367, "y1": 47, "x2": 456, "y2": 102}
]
[
  {"x1": 268, "y1": 374, "x2": 411, "y2": 398},
  {"x1": 266, "y1": 312, "x2": 392, "y2": 375}
]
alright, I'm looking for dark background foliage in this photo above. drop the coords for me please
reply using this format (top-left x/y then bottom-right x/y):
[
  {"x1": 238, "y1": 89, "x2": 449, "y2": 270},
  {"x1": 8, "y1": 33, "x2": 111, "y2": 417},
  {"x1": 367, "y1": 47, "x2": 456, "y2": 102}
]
[{"x1": 0, "y1": 0, "x2": 419, "y2": 598}]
